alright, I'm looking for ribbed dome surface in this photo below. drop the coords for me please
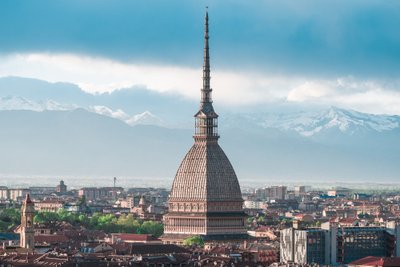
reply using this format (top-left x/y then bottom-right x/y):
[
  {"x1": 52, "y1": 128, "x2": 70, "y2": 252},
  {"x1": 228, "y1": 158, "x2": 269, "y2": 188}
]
[{"x1": 169, "y1": 141, "x2": 242, "y2": 202}]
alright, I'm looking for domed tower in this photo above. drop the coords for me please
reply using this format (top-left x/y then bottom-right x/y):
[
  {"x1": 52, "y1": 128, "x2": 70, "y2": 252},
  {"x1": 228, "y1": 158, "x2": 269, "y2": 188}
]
[
  {"x1": 20, "y1": 194, "x2": 35, "y2": 249},
  {"x1": 163, "y1": 10, "x2": 247, "y2": 243}
]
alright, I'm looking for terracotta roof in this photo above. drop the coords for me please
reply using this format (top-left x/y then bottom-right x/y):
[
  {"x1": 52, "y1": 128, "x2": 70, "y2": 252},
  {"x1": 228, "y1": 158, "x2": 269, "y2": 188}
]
[
  {"x1": 116, "y1": 234, "x2": 159, "y2": 242},
  {"x1": 256, "y1": 226, "x2": 271, "y2": 231},
  {"x1": 339, "y1": 218, "x2": 359, "y2": 224},
  {"x1": 130, "y1": 244, "x2": 190, "y2": 255},
  {"x1": 209, "y1": 246, "x2": 231, "y2": 255},
  {"x1": 35, "y1": 234, "x2": 70, "y2": 244},
  {"x1": 0, "y1": 252, "x2": 69, "y2": 267},
  {"x1": 349, "y1": 256, "x2": 400, "y2": 266}
]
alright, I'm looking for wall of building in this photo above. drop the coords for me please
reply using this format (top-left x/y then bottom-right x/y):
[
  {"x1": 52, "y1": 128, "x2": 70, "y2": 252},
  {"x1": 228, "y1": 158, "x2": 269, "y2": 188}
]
[
  {"x1": 281, "y1": 225, "x2": 396, "y2": 265},
  {"x1": 280, "y1": 228, "x2": 294, "y2": 262}
]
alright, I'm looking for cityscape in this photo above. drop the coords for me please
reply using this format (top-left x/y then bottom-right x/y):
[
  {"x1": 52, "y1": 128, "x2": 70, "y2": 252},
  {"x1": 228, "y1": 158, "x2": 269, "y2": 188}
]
[{"x1": 1, "y1": 1, "x2": 400, "y2": 267}]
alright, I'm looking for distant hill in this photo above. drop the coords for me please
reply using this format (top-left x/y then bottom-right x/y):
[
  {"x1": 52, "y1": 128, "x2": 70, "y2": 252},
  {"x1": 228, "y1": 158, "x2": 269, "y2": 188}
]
[
  {"x1": 0, "y1": 109, "x2": 190, "y2": 178},
  {"x1": 0, "y1": 76, "x2": 399, "y2": 182},
  {"x1": 0, "y1": 108, "x2": 399, "y2": 182}
]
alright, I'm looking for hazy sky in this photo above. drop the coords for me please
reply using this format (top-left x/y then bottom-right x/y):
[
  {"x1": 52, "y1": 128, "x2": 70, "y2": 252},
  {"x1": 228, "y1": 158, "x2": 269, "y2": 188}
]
[{"x1": 1, "y1": 0, "x2": 400, "y2": 114}]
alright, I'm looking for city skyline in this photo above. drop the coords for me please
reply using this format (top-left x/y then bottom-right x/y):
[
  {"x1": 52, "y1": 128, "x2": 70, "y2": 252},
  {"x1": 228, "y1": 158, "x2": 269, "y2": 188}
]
[{"x1": 1, "y1": 3, "x2": 400, "y2": 266}]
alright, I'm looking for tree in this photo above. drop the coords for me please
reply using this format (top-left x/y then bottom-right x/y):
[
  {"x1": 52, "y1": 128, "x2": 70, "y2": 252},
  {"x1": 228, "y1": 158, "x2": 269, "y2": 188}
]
[
  {"x1": 78, "y1": 214, "x2": 90, "y2": 225},
  {"x1": 137, "y1": 221, "x2": 164, "y2": 237},
  {"x1": 57, "y1": 209, "x2": 70, "y2": 221},
  {"x1": 5, "y1": 208, "x2": 165, "y2": 236},
  {"x1": 257, "y1": 215, "x2": 265, "y2": 223},
  {"x1": 0, "y1": 209, "x2": 20, "y2": 232},
  {"x1": 34, "y1": 212, "x2": 47, "y2": 224},
  {"x1": 116, "y1": 214, "x2": 140, "y2": 233},
  {"x1": 183, "y1": 235, "x2": 204, "y2": 247}
]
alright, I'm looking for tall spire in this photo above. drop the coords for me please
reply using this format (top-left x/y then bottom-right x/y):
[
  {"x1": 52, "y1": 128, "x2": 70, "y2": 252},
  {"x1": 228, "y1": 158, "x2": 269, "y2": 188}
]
[
  {"x1": 194, "y1": 8, "x2": 219, "y2": 142},
  {"x1": 25, "y1": 193, "x2": 32, "y2": 204},
  {"x1": 202, "y1": 8, "x2": 211, "y2": 103}
]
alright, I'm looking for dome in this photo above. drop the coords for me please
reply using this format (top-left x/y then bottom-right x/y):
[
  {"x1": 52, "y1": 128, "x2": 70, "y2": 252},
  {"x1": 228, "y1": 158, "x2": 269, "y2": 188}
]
[{"x1": 169, "y1": 141, "x2": 242, "y2": 202}]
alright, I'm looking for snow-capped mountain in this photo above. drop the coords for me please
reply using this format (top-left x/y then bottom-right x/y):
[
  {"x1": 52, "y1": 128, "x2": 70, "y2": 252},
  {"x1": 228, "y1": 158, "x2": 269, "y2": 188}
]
[
  {"x1": 2, "y1": 95, "x2": 400, "y2": 136},
  {"x1": 126, "y1": 111, "x2": 164, "y2": 126},
  {"x1": 296, "y1": 107, "x2": 400, "y2": 136},
  {"x1": 0, "y1": 96, "x2": 78, "y2": 111},
  {"x1": 230, "y1": 107, "x2": 400, "y2": 137},
  {"x1": 0, "y1": 96, "x2": 164, "y2": 127},
  {"x1": 88, "y1": 106, "x2": 164, "y2": 126},
  {"x1": 88, "y1": 105, "x2": 130, "y2": 121}
]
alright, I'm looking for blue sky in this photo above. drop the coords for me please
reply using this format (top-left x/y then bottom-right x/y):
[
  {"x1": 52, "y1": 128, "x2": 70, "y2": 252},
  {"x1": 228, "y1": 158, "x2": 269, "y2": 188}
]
[{"x1": 1, "y1": 0, "x2": 400, "y2": 114}]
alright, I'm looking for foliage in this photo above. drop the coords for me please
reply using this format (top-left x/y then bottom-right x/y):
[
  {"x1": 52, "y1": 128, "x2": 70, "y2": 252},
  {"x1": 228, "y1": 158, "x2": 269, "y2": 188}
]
[
  {"x1": 137, "y1": 221, "x2": 164, "y2": 237},
  {"x1": 257, "y1": 215, "x2": 265, "y2": 223},
  {"x1": 183, "y1": 235, "x2": 204, "y2": 247},
  {"x1": 0, "y1": 209, "x2": 20, "y2": 232},
  {"x1": 1, "y1": 208, "x2": 164, "y2": 237}
]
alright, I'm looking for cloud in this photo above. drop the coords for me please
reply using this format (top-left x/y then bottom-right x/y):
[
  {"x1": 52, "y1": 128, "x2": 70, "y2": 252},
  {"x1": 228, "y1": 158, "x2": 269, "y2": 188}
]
[
  {"x1": 333, "y1": 88, "x2": 400, "y2": 115},
  {"x1": 286, "y1": 77, "x2": 400, "y2": 115},
  {"x1": 0, "y1": 53, "x2": 288, "y2": 105},
  {"x1": 0, "y1": 53, "x2": 198, "y2": 94},
  {"x1": 287, "y1": 81, "x2": 333, "y2": 101},
  {"x1": 1, "y1": 1, "x2": 400, "y2": 76},
  {"x1": 1, "y1": 53, "x2": 400, "y2": 115}
]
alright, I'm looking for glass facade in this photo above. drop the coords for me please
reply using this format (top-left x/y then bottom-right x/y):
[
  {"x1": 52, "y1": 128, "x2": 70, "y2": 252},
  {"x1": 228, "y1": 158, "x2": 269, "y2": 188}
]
[
  {"x1": 338, "y1": 227, "x2": 391, "y2": 264},
  {"x1": 307, "y1": 230, "x2": 327, "y2": 265}
]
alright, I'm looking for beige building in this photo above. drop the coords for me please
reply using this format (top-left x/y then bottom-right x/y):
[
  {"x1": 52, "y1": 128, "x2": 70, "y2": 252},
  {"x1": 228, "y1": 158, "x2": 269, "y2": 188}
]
[
  {"x1": 255, "y1": 186, "x2": 287, "y2": 201},
  {"x1": 0, "y1": 188, "x2": 30, "y2": 201},
  {"x1": 244, "y1": 200, "x2": 267, "y2": 209},
  {"x1": 119, "y1": 196, "x2": 135, "y2": 209},
  {"x1": 9, "y1": 189, "x2": 30, "y2": 202},
  {"x1": 267, "y1": 186, "x2": 287, "y2": 200},
  {"x1": 79, "y1": 187, "x2": 123, "y2": 200},
  {"x1": 34, "y1": 199, "x2": 65, "y2": 212},
  {"x1": 162, "y1": 11, "x2": 247, "y2": 244},
  {"x1": 0, "y1": 186, "x2": 8, "y2": 200}
]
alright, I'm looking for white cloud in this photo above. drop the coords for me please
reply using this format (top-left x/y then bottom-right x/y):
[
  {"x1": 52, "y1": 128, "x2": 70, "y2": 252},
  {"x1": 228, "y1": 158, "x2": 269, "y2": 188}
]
[
  {"x1": 0, "y1": 53, "x2": 293, "y2": 105},
  {"x1": 1, "y1": 53, "x2": 400, "y2": 114},
  {"x1": 287, "y1": 81, "x2": 333, "y2": 101},
  {"x1": 332, "y1": 88, "x2": 400, "y2": 115}
]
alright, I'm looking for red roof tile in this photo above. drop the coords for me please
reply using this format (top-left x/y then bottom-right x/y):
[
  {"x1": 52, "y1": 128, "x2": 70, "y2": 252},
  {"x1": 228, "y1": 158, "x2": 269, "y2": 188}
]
[
  {"x1": 116, "y1": 234, "x2": 159, "y2": 242},
  {"x1": 349, "y1": 256, "x2": 400, "y2": 267},
  {"x1": 35, "y1": 234, "x2": 70, "y2": 244}
]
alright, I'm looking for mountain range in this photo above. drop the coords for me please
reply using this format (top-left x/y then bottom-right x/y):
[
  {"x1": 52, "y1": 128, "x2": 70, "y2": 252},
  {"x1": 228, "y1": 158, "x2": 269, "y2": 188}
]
[{"x1": 0, "y1": 76, "x2": 399, "y2": 184}]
